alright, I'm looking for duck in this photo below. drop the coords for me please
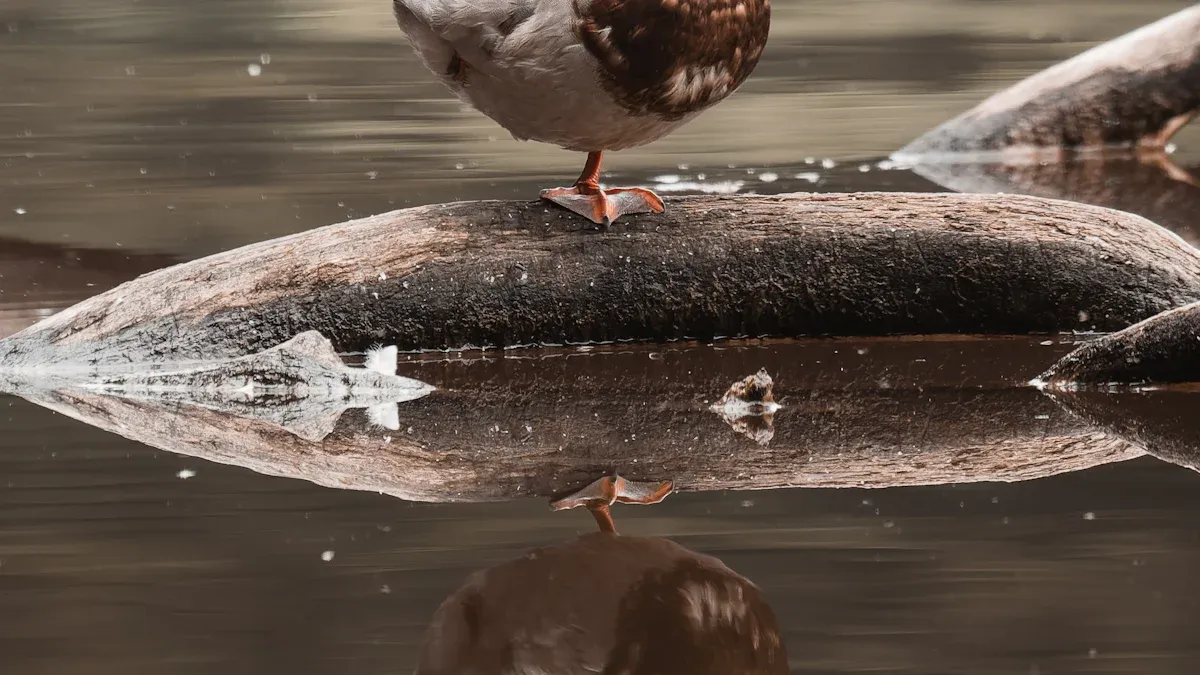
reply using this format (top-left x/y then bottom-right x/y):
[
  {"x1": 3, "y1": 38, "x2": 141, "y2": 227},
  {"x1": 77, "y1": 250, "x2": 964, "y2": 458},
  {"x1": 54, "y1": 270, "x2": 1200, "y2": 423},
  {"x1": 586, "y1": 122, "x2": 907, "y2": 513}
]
[
  {"x1": 415, "y1": 474, "x2": 789, "y2": 674},
  {"x1": 392, "y1": 0, "x2": 772, "y2": 226}
]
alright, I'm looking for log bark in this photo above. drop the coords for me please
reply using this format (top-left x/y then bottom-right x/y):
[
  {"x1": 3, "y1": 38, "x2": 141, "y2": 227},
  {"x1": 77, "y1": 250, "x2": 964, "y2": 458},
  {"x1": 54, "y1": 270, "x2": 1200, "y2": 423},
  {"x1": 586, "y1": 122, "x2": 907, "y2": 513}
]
[
  {"x1": 1, "y1": 333, "x2": 1146, "y2": 503},
  {"x1": 896, "y1": 5, "x2": 1200, "y2": 158},
  {"x1": 3, "y1": 192, "x2": 1200, "y2": 368},
  {"x1": 1039, "y1": 301, "x2": 1200, "y2": 387}
]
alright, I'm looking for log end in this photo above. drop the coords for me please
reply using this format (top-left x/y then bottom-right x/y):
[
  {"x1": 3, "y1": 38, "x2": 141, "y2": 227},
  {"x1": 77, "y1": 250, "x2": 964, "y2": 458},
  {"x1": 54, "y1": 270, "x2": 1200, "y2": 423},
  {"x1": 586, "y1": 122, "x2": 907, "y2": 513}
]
[{"x1": 1039, "y1": 301, "x2": 1200, "y2": 387}]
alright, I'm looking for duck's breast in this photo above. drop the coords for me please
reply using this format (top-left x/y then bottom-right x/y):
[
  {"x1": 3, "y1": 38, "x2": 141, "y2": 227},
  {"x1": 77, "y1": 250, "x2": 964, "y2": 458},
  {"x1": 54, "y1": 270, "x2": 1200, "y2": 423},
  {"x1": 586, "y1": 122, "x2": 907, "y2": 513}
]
[{"x1": 455, "y1": 0, "x2": 697, "y2": 152}]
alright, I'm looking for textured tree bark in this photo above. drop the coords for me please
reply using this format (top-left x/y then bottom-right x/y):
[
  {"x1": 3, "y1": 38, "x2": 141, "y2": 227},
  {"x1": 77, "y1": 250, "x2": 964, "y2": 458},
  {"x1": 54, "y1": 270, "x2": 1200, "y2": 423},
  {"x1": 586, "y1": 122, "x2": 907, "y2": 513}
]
[
  {"x1": 896, "y1": 5, "x2": 1200, "y2": 158},
  {"x1": 3, "y1": 192, "x2": 1200, "y2": 368},
  {"x1": 1039, "y1": 301, "x2": 1200, "y2": 387}
]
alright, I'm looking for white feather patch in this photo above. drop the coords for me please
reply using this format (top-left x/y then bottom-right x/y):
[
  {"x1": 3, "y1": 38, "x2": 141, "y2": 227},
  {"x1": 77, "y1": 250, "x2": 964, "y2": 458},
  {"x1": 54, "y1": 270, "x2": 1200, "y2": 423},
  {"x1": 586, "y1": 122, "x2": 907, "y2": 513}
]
[
  {"x1": 364, "y1": 345, "x2": 399, "y2": 376},
  {"x1": 366, "y1": 403, "x2": 401, "y2": 431}
]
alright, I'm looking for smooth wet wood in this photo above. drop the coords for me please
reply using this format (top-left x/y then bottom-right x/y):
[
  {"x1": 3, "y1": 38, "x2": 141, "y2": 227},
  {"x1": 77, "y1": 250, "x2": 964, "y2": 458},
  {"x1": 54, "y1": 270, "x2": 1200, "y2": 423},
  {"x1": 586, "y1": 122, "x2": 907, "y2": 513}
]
[
  {"x1": 897, "y1": 5, "x2": 1200, "y2": 157},
  {"x1": 1040, "y1": 301, "x2": 1200, "y2": 387},
  {"x1": 4, "y1": 192, "x2": 1200, "y2": 368}
]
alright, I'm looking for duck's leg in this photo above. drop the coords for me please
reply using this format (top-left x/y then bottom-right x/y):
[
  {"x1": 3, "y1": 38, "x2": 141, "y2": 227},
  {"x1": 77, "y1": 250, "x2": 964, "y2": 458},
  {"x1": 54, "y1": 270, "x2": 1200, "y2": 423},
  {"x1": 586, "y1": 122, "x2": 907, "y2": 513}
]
[
  {"x1": 541, "y1": 151, "x2": 665, "y2": 227},
  {"x1": 549, "y1": 474, "x2": 674, "y2": 534}
]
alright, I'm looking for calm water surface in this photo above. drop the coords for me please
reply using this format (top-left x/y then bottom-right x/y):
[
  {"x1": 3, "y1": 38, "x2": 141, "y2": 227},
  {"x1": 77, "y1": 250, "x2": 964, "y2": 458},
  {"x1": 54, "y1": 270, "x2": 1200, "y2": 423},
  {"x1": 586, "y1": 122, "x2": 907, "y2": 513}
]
[{"x1": 3, "y1": 1, "x2": 1200, "y2": 673}]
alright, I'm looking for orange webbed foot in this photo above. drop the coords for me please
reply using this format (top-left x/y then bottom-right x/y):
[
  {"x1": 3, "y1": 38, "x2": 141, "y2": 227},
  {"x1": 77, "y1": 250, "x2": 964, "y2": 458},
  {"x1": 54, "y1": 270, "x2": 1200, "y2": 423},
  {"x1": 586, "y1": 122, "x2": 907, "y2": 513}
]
[
  {"x1": 540, "y1": 185, "x2": 665, "y2": 227},
  {"x1": 550, "y1": 474, "x2": 674, "y2": 533}
]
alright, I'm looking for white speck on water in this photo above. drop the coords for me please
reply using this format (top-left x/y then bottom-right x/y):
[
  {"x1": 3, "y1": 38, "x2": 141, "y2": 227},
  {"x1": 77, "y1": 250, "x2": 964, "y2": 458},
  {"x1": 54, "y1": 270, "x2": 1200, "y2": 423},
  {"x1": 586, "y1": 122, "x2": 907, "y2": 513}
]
[
  {"x1": 1034, "y1": 414, "x2": 1050, "y2": 420},
  {"x1": 13, "y1": 208, "x2": 26, "y2": 215},
  {"x1": 454, "y1": 162, "x2": 465, "y2": 170},
  {"x1": 1083, "y1": 512, "x2": 1096, "y2": 520},
  {"x1": 1165, "y1": 143, "x2": 1177, "y2": 154},
  {"x1": 1040, "y1": 340, "x2": 1054, "y2": 346},
  {"x1": 366, "y1": 170, "x2": 378, "y2": 180},
  {"x1": 653, "y1": 174, "x2": 682, "y2": 184},
  {"x1": 758, "y1": 172, "x2": 778, "y2": 183},
  {"x1": 247, "y1": 63, "x2": 263, "y2": 77},
  {"x1": 125, "y1": 65, "x2": 137, "y2": 76},
  {"x1": 381, "y1": 584, "x2": 391, "y2": 594},
  {"x1": 1078, "y1": 310, "x2": 1090, "y2": 322},
  {"x1": 857, "y1": 164, "x2": 871, "y2": 172},
  {"x1": 139, "y1": 168, "x2": 147, "y2": 175},
  {"x1": 1088, "y1": 648, "x2": 1098, "y2": 658},
  {"x1": 795, "y1": 172, "x2": 820, "y2": 183},
  {"x1": 883, "y1": 521, "x2": 895, "y2": 529},
  {"x1": 821, "y1": 158, "x2": 837, "y2": 169},
  {"x1": 260, "y1": 53, "x2": 272, "y2": 65},
  {"x1": 856, "y1": 347, "x2": 868, "y2": 355},
  {"x1": 321, "y1": 550, "x2": 335, "y2": 562},
  {"x1": 991, "y1": 496, "x2": 999, "y2": 504},
  {"x1": 176, "y1": 469, "x2": 196, "y2": 479},
  {"x1": 307, "y1": 93, "x2": 318, "y2": 102},
  {"x1": 402, "y1": 281, "x2": 409, "y2": 289},
  {"x1": 804, "y1": 156, "x2": 815, "y2": 164}
]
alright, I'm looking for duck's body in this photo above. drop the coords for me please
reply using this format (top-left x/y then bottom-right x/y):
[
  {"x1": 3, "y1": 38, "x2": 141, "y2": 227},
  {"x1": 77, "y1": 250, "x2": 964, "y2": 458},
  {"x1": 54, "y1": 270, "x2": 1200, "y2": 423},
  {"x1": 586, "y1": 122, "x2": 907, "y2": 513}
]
[{"x1": 393, "y1": 0, "x2": 771, "y2": 224}]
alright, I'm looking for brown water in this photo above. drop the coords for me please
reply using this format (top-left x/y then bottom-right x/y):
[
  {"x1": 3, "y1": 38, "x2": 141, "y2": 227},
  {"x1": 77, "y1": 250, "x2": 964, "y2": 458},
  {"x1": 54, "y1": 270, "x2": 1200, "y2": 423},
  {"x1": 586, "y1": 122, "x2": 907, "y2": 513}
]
[{"x1": 3, "y1": 1, "x2": 1200, "y2": 673}]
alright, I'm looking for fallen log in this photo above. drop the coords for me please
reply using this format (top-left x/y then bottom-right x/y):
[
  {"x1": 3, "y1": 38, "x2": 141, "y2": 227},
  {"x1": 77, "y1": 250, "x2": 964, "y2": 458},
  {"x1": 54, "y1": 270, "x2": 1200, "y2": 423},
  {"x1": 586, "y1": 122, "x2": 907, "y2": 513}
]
[
  {"x1": 3, "y1": 192, "x2": 1200, "y2": 367},
  {"x1": 1039, "y1": 301, "x2": 1200, "y2": 387},
  {"x1": 1, "y1": 334, "x2": 1145, "y2": 503},
  {"x1": 896, "y1": 4, "x2": 1200, "y2": 158}
]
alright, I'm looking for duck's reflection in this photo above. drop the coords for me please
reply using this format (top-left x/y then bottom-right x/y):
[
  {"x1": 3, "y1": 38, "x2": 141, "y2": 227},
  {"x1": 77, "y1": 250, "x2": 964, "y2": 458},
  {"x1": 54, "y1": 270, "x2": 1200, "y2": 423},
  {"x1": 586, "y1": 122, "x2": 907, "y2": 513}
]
[{"x1": 417, "y1": 478, "x2": 788, "y2": 675}]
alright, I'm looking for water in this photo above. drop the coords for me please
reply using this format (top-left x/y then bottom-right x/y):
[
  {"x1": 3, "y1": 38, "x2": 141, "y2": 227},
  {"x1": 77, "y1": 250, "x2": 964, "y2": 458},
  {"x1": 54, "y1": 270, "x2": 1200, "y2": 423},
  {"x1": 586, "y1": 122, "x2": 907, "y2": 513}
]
[{"x1": 3, "y1": 1, "x2": 1200, "y2": 673}]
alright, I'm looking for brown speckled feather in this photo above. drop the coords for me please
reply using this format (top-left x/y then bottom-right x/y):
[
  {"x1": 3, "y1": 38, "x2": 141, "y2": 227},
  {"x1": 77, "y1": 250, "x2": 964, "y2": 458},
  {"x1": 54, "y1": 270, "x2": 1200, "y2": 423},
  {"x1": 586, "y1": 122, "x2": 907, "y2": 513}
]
[{"x1": 576, "y1": 0, "x2": 771, "y2": 119}]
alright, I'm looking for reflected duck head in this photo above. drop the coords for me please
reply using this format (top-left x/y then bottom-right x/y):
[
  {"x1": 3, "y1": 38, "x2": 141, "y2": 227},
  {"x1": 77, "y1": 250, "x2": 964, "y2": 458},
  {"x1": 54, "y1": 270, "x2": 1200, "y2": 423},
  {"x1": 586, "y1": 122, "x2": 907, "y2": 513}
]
[{"x1": 417, "y1": 532, "x2": 788, "y2": 674}]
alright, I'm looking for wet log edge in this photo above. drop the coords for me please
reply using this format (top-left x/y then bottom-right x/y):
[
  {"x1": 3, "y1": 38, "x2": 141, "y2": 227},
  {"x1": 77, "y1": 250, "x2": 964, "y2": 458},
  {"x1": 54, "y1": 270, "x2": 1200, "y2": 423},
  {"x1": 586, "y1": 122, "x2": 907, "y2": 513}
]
[
  {"x1": 1040, "y1": 300, "x2": 1200, "y2": 386},
  {"x1": 3, "y1": 192, "x2": 1200, "y2": 366}
]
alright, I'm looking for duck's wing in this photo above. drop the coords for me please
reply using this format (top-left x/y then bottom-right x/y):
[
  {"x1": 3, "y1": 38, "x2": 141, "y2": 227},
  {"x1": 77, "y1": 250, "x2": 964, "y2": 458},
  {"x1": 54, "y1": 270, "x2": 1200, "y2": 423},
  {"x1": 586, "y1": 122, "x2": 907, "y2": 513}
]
[{"x1": 392, "y1": 0, "x2": 542, "y2": 76}]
